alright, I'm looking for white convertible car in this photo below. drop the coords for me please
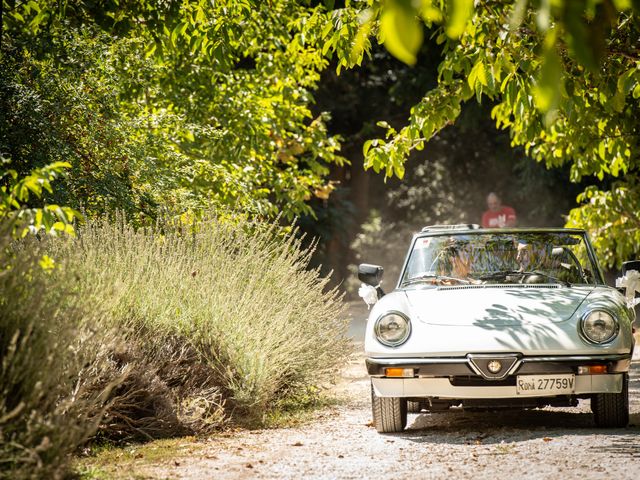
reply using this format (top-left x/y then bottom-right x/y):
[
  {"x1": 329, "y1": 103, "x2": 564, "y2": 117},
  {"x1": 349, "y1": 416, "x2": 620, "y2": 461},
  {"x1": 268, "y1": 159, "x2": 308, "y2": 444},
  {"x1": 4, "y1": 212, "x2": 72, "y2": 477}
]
[{"x1": 358, "y1": 225, "x2": 638, "y2": 433}]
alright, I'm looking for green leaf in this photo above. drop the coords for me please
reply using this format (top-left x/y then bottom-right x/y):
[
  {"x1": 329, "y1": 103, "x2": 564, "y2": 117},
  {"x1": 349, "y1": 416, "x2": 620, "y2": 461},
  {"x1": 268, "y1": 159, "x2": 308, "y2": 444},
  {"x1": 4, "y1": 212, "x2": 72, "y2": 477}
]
[
  {"x1": 171, "y1": 22, "x2": 187, "y2": 47},
  {"x1": 610, "y1": 90, "x2": 625, "y2": 113},
  {"x1": 380, "y1": 0, "x2": 424, "y2": 66},
  {"x1": 598, "y1": 141, "x2": 607, "y2": 161},
  {"x1": 509, "y1": 0, "x2": 528, "y2": 30},
  {"x1": 321, "y1": 19, "x2": 334, "y2": 39},
  {"x1": 27, "y1": 1, "x2": 41, "y2": 14},
  {"x1": 468, "y1": 60, "x2": 487, "y2": 89},
  {"x1": 445, "y1": 0, "x2": 474, "y2": 39},
  {"x1": 612, "y1": 0, "x2": 631, "y2": 9},
  {"x1": 533, "y1": 31, "x2": 563, "y2": 113},
  {"x1": 617, "y1": 68, "x2": 637, "y2": 95},
  {"x1": 322, "y1": 34, "x2": 334, "y2": 55},
  {"x1": 48, "y1": 161, "x2": 71, "y2": 170},
  {"x1": 420, "y1": 5, "x2": 443, "y2": 23},
  {"x1": 363, "y1": 140, "x2": 372, "y2": 156},
  {"x1": 29, "y1": 11, "x2": 49, "y2": 31}
]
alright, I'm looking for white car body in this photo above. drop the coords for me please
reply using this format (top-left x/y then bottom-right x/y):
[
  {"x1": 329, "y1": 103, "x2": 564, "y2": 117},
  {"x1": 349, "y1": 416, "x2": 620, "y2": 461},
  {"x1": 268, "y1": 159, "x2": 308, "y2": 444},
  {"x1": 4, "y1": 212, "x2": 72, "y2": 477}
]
[{"x1": 361, "y1": 226, "x2": 636, "y2": 432}]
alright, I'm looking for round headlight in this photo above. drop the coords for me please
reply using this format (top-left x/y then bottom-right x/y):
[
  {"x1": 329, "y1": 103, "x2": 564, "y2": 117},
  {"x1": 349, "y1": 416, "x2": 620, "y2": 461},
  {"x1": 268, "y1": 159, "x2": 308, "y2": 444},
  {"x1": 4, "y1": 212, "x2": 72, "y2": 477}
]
[
  {"x1": 374, "y1": 312, "x2": 411, "y2": 347},
  {"x1": 581, "y1": 310, "x2": 618, "y2": 344}
]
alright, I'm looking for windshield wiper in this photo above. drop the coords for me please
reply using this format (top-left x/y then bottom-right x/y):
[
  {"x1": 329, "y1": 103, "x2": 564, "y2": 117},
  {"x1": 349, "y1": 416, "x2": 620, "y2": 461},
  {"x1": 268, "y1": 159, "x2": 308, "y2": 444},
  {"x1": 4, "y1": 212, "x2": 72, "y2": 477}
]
[
  {"x1": 403, "y1": 274, "x2": 470, "y2": 286},
  {"x1": 479, "y1": 270, "x2": 570, "y2": 287}
]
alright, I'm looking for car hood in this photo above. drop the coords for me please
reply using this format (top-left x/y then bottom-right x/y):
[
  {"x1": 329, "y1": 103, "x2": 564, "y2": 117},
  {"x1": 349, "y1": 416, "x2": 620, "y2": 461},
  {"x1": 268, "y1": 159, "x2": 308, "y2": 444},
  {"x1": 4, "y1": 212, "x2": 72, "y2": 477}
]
[{"x1": 404, "y1": 285, "x2": 594, "y2": 326}]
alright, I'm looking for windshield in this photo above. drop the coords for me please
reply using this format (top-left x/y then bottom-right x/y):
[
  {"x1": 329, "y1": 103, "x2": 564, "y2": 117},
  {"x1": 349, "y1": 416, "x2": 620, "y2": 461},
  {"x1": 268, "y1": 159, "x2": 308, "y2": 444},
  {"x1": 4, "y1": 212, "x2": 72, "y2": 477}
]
[{"x1": 401, "y1": 232, "x2": 599, "y2": 287}]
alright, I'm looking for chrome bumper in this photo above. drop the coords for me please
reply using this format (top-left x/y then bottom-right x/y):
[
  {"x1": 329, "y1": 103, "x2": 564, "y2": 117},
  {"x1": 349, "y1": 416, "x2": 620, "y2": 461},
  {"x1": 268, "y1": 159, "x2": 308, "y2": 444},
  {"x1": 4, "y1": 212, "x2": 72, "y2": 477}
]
[
  {"x1": 372, "y1": 374, "x2": 623, "y2": 399},
  {"x1": 366, "y1": 354, "x2": 631, "y2": 376}
]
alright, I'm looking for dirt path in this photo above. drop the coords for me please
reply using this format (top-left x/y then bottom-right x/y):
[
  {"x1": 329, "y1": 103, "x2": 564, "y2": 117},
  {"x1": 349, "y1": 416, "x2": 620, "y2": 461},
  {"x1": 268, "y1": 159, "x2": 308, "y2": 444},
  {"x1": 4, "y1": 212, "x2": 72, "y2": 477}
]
[{"x1": 105, "y1": 303, "x2": 640, "y2": 479}]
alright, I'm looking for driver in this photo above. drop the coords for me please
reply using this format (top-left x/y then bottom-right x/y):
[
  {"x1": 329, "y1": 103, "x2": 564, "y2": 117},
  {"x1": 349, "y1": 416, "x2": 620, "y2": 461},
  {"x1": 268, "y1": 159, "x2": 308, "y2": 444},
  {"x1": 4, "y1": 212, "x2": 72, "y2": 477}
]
[
  {"x1": 516, "y1": 242, "x2": 533, "y2": 272},
  {"x1": 439, "y1": 239, "x2": 481, "y2": 284},
  {"x1": 515, "y1": 241, "x2": 555, "y2": 282}
]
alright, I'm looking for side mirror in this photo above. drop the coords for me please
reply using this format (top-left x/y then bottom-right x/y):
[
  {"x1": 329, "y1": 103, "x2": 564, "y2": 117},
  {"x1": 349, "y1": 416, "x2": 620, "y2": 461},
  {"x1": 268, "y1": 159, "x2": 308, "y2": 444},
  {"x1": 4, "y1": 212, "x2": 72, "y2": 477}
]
[
  {"x1": 622, "y1": 260, "x2": 640, "y2": 276},
  {"x1": 358, "y1": 263, "x2": 384, "y2": 286}
]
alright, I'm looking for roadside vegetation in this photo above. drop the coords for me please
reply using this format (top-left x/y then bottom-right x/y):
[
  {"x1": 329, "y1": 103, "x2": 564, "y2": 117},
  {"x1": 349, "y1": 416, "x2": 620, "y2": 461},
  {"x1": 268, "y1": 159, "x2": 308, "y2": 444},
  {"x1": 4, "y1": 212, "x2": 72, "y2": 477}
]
[
  {"x1": 0, "y1": 226, "x2": 114, "y2": 479},
  {"x1": 1, "y1": 2, "x2": 354, "y2": 478},
  {"x1": 0, "y1": 216, "x2": 349, "y2": 479}
]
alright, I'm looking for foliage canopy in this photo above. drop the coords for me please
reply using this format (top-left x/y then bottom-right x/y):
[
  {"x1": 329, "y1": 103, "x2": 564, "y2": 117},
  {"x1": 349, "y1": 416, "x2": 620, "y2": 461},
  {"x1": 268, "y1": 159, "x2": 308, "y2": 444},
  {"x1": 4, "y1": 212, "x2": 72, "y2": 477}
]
[
  {"x1": 321, "y1": 0, "x2": 640, "y2": 268},
  {"x1": 1, "y1": 0, "x2": 345, "y2": 223},
  {"x1": 2, "y1": 0, "x2": 639, "y2": 265}
]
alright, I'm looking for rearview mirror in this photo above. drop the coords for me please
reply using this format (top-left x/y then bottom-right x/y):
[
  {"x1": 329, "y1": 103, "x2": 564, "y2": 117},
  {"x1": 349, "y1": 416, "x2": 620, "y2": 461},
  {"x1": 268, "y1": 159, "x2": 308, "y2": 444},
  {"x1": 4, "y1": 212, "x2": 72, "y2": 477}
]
[{"x1": 358, "y1": 263, "x2": 384, "y2": 286}]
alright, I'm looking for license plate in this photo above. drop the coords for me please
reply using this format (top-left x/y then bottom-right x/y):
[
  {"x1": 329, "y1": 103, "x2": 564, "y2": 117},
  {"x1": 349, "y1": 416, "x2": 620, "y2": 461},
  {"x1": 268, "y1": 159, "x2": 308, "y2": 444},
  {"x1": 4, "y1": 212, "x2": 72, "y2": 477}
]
[{"x1": 516, "y1": 374, "x2": 575, "y2": 396}]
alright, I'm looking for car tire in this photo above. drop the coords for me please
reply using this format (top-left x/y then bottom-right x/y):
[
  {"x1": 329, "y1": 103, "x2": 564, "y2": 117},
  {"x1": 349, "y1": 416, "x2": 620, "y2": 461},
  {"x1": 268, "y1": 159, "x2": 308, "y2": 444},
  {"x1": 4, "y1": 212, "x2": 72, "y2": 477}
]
[
  {"x1": 591, "y1": 373, "x2": 629, "y2": 428},
  {"x1": 407, "y1": 400, "x2": 423, "y2": 413},
  {"x1": 371, "y1": 383, "x2": 407, "y2": 433}
]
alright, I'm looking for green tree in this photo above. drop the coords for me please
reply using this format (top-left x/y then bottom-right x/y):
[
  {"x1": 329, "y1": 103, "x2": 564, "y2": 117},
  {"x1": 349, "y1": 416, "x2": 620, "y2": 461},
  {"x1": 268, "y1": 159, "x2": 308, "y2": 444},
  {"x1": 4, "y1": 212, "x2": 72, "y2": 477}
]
[
  {"x1": 2, "y1": 0, "x2": 346, "y2": 221},
  {"x1": 317, "y1": 0, "x2": 640, "y2": 268}
]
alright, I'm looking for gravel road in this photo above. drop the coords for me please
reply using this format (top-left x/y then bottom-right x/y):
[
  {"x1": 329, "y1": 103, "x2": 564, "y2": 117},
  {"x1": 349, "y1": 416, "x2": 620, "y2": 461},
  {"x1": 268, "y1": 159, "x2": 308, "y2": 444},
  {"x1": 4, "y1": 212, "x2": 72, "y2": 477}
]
[{"x1": 139, "y1": 302, "x2": 640, "y2": 480}]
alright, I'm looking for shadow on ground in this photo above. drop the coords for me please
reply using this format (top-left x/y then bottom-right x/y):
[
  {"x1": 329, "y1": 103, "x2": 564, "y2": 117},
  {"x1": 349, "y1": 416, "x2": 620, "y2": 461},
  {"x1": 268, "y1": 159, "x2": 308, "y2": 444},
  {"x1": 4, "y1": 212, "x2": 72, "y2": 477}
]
[{"x1": 388, "y1": 362, "x2": 640, "y2": 447}]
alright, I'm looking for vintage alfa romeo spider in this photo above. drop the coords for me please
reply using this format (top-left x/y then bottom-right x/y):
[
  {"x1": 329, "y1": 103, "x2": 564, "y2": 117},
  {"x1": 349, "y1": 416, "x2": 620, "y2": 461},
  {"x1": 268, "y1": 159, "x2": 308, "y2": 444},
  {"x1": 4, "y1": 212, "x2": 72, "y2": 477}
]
[{"x1": 358, "y1": 225, "x2": 638, "y2": 433}]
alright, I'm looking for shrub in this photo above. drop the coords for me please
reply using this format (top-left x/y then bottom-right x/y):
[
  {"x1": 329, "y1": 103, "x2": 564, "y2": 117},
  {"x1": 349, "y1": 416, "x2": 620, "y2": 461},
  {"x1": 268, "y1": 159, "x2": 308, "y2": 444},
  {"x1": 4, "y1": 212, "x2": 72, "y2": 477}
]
[
  {"x1": 1, "y1": 214, "x2": 350, "y2": 477},
  {"x1": 66, "y1": 216, "x2": 350, "y2": 420},
  {"x1": 0, "y1": 227, "x2": 115, "y2": 480}
]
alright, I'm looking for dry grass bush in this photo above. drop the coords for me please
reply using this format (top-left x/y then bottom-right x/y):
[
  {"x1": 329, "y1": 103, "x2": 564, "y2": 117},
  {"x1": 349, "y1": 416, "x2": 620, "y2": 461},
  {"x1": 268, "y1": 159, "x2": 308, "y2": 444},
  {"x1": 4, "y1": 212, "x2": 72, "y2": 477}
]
[
  {"x1": 1, "y1": 214, "x2": 350, "y2": 478},
  {"x1": 63, "y1": 215, "x2": 350, "y2": 424},
  {"x1": 92, "y1": 333, "x2": 224, "y2": 441},
  {"x1": 0, "y1": 230, "x2": 116, "y2": 480}
]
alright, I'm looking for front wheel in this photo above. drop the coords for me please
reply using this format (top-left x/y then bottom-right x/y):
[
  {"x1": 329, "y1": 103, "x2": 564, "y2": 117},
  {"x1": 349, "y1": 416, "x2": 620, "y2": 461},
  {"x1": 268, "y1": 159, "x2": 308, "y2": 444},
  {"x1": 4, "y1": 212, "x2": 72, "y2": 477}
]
[
  {"x1": 371, "y1": 383, "x2": 407, "y2": 433},
  {"x1": 591, "y1": 373, "x2": 629, "y2": 428}
]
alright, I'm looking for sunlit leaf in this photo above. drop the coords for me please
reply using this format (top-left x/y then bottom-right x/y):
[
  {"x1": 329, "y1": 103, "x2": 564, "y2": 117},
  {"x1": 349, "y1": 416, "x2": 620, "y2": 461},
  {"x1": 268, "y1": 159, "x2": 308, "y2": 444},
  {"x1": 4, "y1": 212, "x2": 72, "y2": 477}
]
[
  {"x1": 598, "y1": 141, "x2": 607, "y2": 161},
  {"x1": 380, "y1": 0, "x2": 423, "y2": 66},
  {"x1": 420, "y1": 2, "x2": 443, "y2": 23},
  {"x1": 533, "y1": 30, "x2": 563, "y2": 114},
  {"x1": 445, "y1": 0, "x2": 474, "y2": 39},
  {"x1": 612, "y1": 0, "x2": 631, "y2": 9},
  {"x1": 468, "y1": 60, "x2": 488, "y2": 89},
  {"x1": 393, "y1": 163, "x2": 405, "y2": 178},
  {"x1": 509, "y1": 0, "x2": 528, "y2": 30}
]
